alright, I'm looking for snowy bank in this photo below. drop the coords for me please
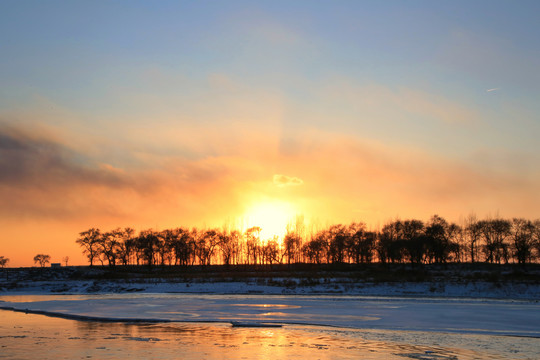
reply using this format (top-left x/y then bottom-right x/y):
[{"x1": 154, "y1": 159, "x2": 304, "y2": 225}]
[{"x1": 1, "y1": 264, "x2": 539, "y2": 299}]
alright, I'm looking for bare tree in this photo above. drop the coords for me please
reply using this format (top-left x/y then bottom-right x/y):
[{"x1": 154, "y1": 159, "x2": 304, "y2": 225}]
[
  {"x1": 303, "y1": 231, "x2": 329, "y2": 264},
  {"x1": 194, "y1": 229, "x2": 220, "y2": 266},
  {"x1": 397, "y1": 219, "x2": 425, "y2": 264},
  {"x1": 378, "y1": 221, "x2": 400, "y2": 264},
  {"x1": 218, "y1": 229, "x2": 242, "y2": 266},
  {"x1": 425, "y1": 215, "x2": 455, "y2": 264},
  {"x1": 0, "y1": 256, "x2": 9, "y2": 268},
  {"x1": 117, "y1": 228, "x2": 136, "y2": 265},
  {"x1": 262, "y1": 237, "x2": 280, "y2": 265},
  {"x1": 245, "y1": 227, "x2": 262, "y2": 265},
  {"x1": 447, "y1": 223, "x2": 463, "y2": 262},
  {"x1": 464, "y1": 215, "x2": 482, "y2": 263},
  {"x1": 76, "y1": 228, "x2": 101, "y2": 266},
  {"x1": 479, "y1": 219, "x2": 511, "y2": 264},
  {"x1": 345, "y1": 222, "x2": 366, "y2": 264},
  {"x1": 62, "y1": 256, "x2": 69, "y2": 266},
  {"x1": 99, "y1": 229, "x2": 123, "y2": 266},
  {"x1": 33, "y1": 254, "x2": 51, "y2": 267},
  {"x1": 534, "y1": 220, "x2": 540, "y2": 262},
  {"x1": 327, "y1": 224, "x2": 349, "y2": 264},
  {"x1": 283, "y1": 231, "x2": 302, "y2": 264},
  {"x1": 137, "y1": 229, "x2": 160, "y2": 266},
  {"x1": 170, "y1": 228, "x2": 194, "y2": 266},
  {"x1": 158, "y1": 229, "x2": 175, "y2": 265},
  {"x1": 511, "y1": 218, "x2": 536, "y2": 264}
]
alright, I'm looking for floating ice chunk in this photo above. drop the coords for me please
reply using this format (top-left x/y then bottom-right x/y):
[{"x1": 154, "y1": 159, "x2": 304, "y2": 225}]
[{"x1": 231, "y1": 321, "x2": 282, "y2": 327}]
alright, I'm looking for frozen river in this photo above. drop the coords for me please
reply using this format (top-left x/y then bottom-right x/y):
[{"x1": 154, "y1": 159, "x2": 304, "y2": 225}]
[{"x1": 1, "y1": 294, "x2": 539, "y2": 359}]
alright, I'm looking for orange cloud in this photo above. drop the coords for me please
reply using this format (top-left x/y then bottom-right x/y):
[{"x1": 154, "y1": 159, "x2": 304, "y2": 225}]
[
  {"x1": 2, "y1": 109, "x2": 540, "y2": 266},
  {"x1": 7, "y1": 118, "x2": 535, "y2": 229}
]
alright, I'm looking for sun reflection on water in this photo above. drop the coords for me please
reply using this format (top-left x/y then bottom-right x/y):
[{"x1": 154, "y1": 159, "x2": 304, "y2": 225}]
[{"x1": 1, "y1": 310, "x2": 536, "y2": 359}]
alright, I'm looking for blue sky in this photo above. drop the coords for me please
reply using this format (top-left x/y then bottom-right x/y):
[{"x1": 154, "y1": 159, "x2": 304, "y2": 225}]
[
  {"x1": 2, "y1": 1, "x2": 539, "y2": 151},
  {"x1": 1, "y1": 1, "x2": 540, "y2": 265}
]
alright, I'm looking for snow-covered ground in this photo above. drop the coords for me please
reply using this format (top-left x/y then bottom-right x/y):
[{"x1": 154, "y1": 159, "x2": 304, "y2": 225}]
[{"x1": 1, "y1": 276, "x2": 539, "y2": 300}]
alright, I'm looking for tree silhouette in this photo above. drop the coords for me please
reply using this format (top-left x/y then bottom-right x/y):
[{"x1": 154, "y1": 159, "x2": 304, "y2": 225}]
[
  {"x1": 283, "y1": 231, "x2": 302, "y2": 264},
  {"x1": 345, "y1": 222, "x2": 366, "y2": 264},
  {"x1": 327, "y1": 224, "x2": 348, "y2": 264},
  {"x1": 425, "y1": 215, "x2": 453, "y2": 263},
  {"x1": 33, "y1": 254, "x2": 51, "y2": 267},
  {"x1": 262, "y1": 237, "x2": 280, "y2": 265},
  {"x1": 511, "y1": 218, "x2": 536, "y2": 265},
  {"x1": 116, "y1": 228, "x2": 136, "y2": 265},
  {"x1": 404, "y1": 234, "x2": 427, "y2": 265},
  {"x1": 464, "y1": 215, "x2": 482, "y2": 263},
  {"x1": 533, "y1": 220, "x2": 540, "y2": 262},
  {"x1": 169, "y1": 227, "x2": 193, "y2": 266},
  {"x1": 194, "y1": 229, "x2": 220, "y2": 266},
  {"x1": 479, "y1": 219, "x2": 511, "y2": 264},
  {"x1": 99, "y1": 229, "x2": 124, "y2": 266},
  {"x1": 376, "y1": 217, "x2": 463, "y2": 265},
  {"x1": 137, "y1": 229, "x2": 160, "y2": 266},
  {"x1": 75, "y1": 214, "x2": 540, "y2": 267},
  {"x1": 245, "y1": 227, "x2": 262, "y2": 265},
  {"x1": 303, "y1": 232, "x2": 329, "y2": 264},
  {"x1": 447, "y1": 223, "x2": 463, "y2": 262},
  {"x1": 349, "y1": 226, "x2": 376, "y2": 264},
  {"x1": 158, "y1": 229, "x2": 175, "y2": 266},
  {"x1": 398, "y1": 219, "x2": 425, "y2": 264},
  {"x1": 219, "y1": 229, "x2": 242, "y2": 266},
  {"x1": 0, "y1": 256, "x2": 9, "y2": 268},
  {"x1": 378, "y1": 221, "x2": 399, "y2": 264},
  {"x1": 76, "y1": 228, "x2": 101, "y2": 266}
]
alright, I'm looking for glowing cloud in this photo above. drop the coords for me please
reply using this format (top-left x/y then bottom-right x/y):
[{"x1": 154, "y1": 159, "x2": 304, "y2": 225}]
[{"x1": 273, "y1": 174, "x2": 304, "y2": 187}]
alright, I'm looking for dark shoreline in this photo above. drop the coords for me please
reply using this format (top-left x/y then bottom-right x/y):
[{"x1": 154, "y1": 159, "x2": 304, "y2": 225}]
[
  {"x1": 2, "y1": 262, "x2": 539, "y2": 283},
  {"x1": 1, "y1": 263, "x2": 539, "y2": 299}
]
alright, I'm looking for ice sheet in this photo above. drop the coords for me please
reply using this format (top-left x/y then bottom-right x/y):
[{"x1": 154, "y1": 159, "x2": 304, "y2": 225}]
[
  {"x1": 1, "y1": 294, "x2": 539, "y2": 337},
  {"x1": 6, "y1": 309, "x2": 532, "y2": 360}
]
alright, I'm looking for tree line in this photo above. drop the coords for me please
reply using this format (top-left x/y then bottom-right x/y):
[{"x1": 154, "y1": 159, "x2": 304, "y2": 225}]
[
  {"x1": 0, "y1": 254, "x2": 70, "y2": 268},
  {"x1": 75, "y1": 215, "x2": 540, "y2": 267}
]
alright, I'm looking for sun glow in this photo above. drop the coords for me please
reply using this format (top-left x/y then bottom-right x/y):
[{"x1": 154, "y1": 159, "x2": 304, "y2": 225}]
[{"x1": 244, "y1": 200, "x2": 296, "y2": 240}]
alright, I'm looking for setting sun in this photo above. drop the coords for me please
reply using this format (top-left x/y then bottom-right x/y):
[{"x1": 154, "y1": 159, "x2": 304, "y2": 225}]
[{"x1": 243, "y1": 200, "x2": 297, "y2": 240}]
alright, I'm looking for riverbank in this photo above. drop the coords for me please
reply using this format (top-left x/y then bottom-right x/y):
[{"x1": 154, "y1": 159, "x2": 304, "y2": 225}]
[{"x1": 1, "y1": 263, "x2": 539, "y2": 299}]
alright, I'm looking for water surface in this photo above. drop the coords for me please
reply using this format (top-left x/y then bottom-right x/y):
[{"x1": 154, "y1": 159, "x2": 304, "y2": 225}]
[{"x1": 1, "y1": 294, "x2": 539, "y2": 359}]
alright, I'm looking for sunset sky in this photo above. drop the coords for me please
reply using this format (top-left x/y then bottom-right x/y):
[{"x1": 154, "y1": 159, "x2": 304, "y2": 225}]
[{"x1": 1, "y1": 1, "x2": 540, "y2": 266}]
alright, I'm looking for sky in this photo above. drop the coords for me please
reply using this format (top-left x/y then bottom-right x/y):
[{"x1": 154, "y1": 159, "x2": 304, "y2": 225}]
[{"x1": 1, "y1": 1, "x2": 540, "y2": 266}]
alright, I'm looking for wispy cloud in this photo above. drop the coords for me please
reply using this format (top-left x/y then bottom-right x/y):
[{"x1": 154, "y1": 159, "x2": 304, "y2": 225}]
[
  {"x1": 486, "y1": 87, "x2": 500, "y2": 92},
  {"x1": 0, "y1": 124, "x2": 126, "y2": 189},
  {"x1": 315, "y1": 80, "x2": 482, "y2": 126}
]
